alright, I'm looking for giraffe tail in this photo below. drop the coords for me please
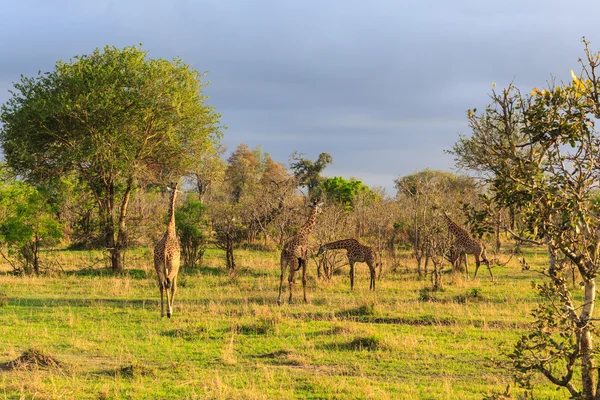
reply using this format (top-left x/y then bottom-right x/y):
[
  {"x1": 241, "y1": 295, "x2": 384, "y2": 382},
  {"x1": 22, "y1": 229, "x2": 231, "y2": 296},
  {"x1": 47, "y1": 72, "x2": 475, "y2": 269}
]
[
  {"x1": 293, "y1": 259, "x2": 303, "y2": 271},
  {"x1": 164, "y1": 251, "x2": 171, "y2": 288}
]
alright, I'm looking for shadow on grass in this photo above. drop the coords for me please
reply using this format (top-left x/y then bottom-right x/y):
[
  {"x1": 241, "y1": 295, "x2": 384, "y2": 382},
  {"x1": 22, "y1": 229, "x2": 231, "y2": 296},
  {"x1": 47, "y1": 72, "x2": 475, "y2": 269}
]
[
  {"x1": 65, "y1": 268, "x2": 149, "y2": 280},
  {"x1": 319, "y1": 335, "x2": 387, "y2": 352},
  {"x1": 8, "y1": 297, "x2": 151, "y2": 308},
  {"x1": 252, "y1": 349, "x2": 304, "y2": 366},
  {"x1": 5, "y1": 294, "x2": 278, "y2": 310},
  {"x1": 96, "y1": 361, "x2": 157, "y2": 378}
]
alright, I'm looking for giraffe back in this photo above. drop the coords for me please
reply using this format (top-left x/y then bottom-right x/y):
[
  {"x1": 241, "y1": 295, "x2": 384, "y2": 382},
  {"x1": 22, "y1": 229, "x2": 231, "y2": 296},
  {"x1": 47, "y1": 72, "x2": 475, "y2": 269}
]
[{"x1": 320, "y1": 239, "x2": 377, "y2": 264}]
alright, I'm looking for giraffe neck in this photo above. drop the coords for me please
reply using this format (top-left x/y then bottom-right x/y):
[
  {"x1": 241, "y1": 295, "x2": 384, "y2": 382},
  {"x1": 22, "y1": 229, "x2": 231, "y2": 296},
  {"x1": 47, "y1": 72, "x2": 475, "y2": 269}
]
[
  {"x1": 296, "y1": 204, "x2": 319, "y2": 242},
  {"x1": 166, "y1": 185, "x2": 178, "y2": 236},
  {"x1": 443, "y1": 213, "x2": 469, "y2": 237}
]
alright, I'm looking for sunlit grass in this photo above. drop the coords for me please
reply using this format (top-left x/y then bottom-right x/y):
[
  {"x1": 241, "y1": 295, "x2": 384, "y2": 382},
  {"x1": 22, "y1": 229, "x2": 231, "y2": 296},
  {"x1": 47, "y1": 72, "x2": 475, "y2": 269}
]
[{"x1": 0, "y1": 245, "x2": 569, "y2": 399}]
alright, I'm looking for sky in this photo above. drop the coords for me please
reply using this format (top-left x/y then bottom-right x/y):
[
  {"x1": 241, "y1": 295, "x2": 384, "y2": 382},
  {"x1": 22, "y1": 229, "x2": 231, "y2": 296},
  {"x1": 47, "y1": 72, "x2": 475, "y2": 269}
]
[{"x1": 1, "y1": 0, "x2": 599, "y2": 194}]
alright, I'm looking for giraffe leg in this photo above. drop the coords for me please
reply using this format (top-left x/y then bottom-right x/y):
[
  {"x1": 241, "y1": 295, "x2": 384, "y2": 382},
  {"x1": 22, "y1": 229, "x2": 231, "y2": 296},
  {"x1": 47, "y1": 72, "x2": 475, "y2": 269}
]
[
  {"x1": 368, "y1": 262, "x2": 376, "y2": 291},
  {"x1": 167, "y1": 277, "x2": 177, "y2": 318},
  {"x1": 301, "y1": 258, "x2": 307, "y2": 304},
  {"x1": 349, "y1": 262, "x2": 355, "y2": 291},
  {"x1": 164, "y1": 280, "x2": 171, "y2": 318},
  {"x1": 288, "y1": 267, "x2": 296, "y2": 304},
  {"x1": 473, "y1": 257, "x2": 481, "y2": 279},
  {"x1": 485, "y1": 260, "x2": 494, "y2": 281},
  {"x1": 277, "y1": 258, "x2": 287, "y2": 305},
  {"x1": 158, "y1": 281, "x2": 165, "y2": 318}
]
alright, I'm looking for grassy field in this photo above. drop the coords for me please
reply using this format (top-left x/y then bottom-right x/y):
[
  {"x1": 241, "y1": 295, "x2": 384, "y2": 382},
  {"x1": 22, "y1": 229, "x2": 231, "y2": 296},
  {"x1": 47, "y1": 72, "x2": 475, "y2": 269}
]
[{"x1": 0, "y1": 245, "x2": 569, "y2": 399}]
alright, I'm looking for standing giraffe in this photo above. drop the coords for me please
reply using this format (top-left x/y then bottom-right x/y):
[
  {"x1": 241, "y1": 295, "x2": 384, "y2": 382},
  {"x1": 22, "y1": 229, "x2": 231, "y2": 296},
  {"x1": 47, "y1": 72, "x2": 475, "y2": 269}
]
[
  {"x1": 154, "y1": 182, "x2": 181, "y2": 318},
  {"x1": 442, "y1": 211, "x2": 493, "y2": 280},
  {"x1": 277, "y1": 199, "x2": 323, "y2": 304},
  {"x1": 317, "y1": 238, "x2": 379, "y2": 291}
]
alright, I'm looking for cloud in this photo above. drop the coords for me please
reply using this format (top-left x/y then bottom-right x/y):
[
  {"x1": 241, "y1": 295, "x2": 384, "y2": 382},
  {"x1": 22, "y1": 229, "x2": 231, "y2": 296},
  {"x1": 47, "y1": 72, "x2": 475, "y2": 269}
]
[{"x1": 1, "y1": 0, "x2": 600, "y2": 194}]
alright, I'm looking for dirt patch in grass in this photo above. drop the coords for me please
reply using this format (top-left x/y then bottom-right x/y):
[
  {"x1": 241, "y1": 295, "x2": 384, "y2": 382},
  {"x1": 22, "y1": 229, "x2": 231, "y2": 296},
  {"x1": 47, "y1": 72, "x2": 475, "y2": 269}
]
[
  {"x1": 162, "y1": 325, "x2": 209, "y2": 340},
  {"x1": 1, "y1": 348, "x2": 65, "y2": 371},
  {"x1": 255, "y1": 349, "x2": 305, "y2": 366}
]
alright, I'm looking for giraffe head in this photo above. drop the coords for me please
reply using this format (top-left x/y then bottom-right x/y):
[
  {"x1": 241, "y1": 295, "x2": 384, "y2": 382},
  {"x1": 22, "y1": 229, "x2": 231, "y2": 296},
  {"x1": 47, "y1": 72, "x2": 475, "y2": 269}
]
[
  {"x1": 309, "y1": 198, "x2": 324, "y2": 212},
  {"x1": 168, "y1": 181, "x2": 179, "y2": 192},
  {"x1": 316, "y1": 244, "x2": 327, "y2": 256}
]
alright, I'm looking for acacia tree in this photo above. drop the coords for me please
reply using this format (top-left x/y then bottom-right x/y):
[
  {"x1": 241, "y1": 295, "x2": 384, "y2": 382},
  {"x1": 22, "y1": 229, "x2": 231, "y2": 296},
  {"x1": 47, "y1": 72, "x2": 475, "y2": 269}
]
[
  {"x1": 451, "y1": 41, "x2": 600, "y2": 399},
  {"x1": 0, "y1": 45, "x2": 222, "y2": 273}
]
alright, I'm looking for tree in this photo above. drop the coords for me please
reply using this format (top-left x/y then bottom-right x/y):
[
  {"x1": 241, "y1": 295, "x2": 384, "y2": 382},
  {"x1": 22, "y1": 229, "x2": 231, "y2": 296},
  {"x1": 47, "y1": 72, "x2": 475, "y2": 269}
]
[
  {"x1": 0, "y1": 180, "x2": 63, "y2": 274},
  {"x1": 451, "y1": 41, "x2": 600, "y2": 399},
  {"x1": 175, "y1": 198, "x2": 209, "y2": 269},
  {"x1": 321, "y1": 176, "x2": 377, "y2": 211},
  {"x1": 225, "y1": 144, "x2": 262, "y2": 204},
  {"x1": 394, "y1": 169, "x2": 477, "y2": 277},
  {"x1": 188, "y1": 143, "x2": 226, "y2": 203},
  {"x1": 0, "y1": 45, "x2": 222, "y2": 273},
  {"x1": 210, "y1": 202, "x2": 247, "y2": 275},
  {"x1": 289, "y1": 151, "x2": 332, "y2": 198}
]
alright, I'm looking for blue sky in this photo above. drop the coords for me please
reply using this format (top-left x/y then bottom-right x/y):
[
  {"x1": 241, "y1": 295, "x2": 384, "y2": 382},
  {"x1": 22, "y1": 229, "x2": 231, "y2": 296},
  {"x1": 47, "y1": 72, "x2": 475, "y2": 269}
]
[{"x1": 1, "y1": 0, "x2": 599, "y2": 194}]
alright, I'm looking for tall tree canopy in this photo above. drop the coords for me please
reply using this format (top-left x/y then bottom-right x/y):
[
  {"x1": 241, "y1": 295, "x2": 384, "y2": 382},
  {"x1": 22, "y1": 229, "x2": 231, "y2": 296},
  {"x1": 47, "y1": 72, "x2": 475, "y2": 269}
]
[
  {"x1": 289, "y1": 151, "x2": 332, "y2": 199},
  {"x1": 0, "y1": 45, "x2": 222, "y2": 272}
]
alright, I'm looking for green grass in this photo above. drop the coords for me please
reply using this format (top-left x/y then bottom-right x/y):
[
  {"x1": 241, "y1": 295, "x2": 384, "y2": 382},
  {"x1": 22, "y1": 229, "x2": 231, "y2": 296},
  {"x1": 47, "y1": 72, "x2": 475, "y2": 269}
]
[{"x1": 0, "y1": 245, "x2": 571, "y2": 399}]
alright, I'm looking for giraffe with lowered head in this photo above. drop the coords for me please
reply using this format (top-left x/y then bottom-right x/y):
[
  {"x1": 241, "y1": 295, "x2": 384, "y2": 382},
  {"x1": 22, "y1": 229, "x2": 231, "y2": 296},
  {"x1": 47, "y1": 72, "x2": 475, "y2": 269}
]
[
  {"x1": 277, "y1": 198, "x2": 323, "y2": 304},
  {"x1": 317, "y1": 239, "x2": 379, "y2": 291},
  {"x1": 154, "y1": 182, "x2": 181, "y2": 318},
  {"x1": 442, "y1": 211, "x2": 493, "y2": 280}
]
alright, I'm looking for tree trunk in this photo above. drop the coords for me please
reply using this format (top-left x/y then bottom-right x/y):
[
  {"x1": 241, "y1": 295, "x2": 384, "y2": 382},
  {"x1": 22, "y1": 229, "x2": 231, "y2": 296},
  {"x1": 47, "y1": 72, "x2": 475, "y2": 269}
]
[
  {"x1": 112, "y1": 179, "x2": 133, "y2": 274},
  {"x1": 225, "y1": 237, "x2": 235, "y2": 272},
  {"x1": 581, "y1": 279, "x2": 596, "y2": 399},
  {"x1": 33, "y1": 233, "x2": 40, "y2": 275},
  {"x1": 494, "y1": 212, "x2": 501, "y2": 253}
]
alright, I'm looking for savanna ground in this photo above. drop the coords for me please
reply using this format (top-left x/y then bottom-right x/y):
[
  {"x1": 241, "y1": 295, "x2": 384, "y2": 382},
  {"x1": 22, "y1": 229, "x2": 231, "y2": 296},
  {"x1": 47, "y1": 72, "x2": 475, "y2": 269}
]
[{"x1": 0, "y1": 245, "x2": 571, "y2": 399}]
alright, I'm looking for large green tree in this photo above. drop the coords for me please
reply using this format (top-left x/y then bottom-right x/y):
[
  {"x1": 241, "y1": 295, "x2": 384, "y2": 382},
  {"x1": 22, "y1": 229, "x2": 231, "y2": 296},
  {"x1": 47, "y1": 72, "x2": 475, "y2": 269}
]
[
  {"x1": 321, "y1": 176, "x2": 377, "y2": 211},
  {"x1": 0, "y1": 45, "x2": 222, "y2": 273},
  {"x1": 452, "y1": 41, "x2": 600, "y2": 399}
]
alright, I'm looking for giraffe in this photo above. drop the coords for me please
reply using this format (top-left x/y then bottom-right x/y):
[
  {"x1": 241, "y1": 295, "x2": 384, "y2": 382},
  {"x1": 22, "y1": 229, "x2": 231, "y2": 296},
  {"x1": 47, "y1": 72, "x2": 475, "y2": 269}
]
[
  {"x1": 317, "y1": 238, "x2": 379, "y2": 291},
  {"x1": 442, "y1": 211, "x2": 493, "y2": 280},
  {"x1": 153, "y1": 182, "x2": 181, "y2": 318},
  {"x1": 277, "y1": 199, "x2": 323, "y2": 304}
]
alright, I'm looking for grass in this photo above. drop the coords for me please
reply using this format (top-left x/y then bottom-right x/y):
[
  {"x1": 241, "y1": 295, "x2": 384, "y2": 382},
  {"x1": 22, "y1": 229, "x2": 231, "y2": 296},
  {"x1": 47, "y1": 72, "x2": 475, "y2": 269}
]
[{"x1": 0, "y1": 245, "x2": 571, "y2": 399}]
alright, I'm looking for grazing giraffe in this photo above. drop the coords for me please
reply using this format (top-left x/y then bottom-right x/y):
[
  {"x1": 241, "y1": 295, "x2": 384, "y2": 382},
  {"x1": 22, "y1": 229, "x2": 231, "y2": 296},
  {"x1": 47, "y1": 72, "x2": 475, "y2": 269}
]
[
  {"x1": 317, "y1": 238, "x2": 379, "y2": 291},
  {"x1": 442, "y1": 211, "x2": 493, "y2": 280},
  {"x1": 154, "y1": 182, "x2": 181, "y2": 318},
  {"x1": 277, "y1": 199, "x2": 323, "y2": 304}
]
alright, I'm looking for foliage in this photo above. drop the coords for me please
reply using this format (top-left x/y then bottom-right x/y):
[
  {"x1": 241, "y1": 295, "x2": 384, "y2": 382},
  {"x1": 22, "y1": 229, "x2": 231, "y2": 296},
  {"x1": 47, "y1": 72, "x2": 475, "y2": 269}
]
[
  {"x1": 210, "y1": 202, "x2": 247, "y2": 274},
  {"x1": 0, "y1": 180, "x2": 63, "y2": 274},
  {"x1": 394, "y1": 169, "x2": 477, "y2": 278},
  {"x1": 0, "y1": 44, "x2": 222, "y2": 272},
  {"x1": 175, "y1": 198, "x2": 209, "y2": 269},
  {"x1": 289, "y1": 151, "x2": 332, "y2": 198},
  {"x1": 451, "y1": 40, "x2": 600, "y2": 398},
  {"x1": 321, "y1": 176, "x2": 377, "y2": 211}
]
